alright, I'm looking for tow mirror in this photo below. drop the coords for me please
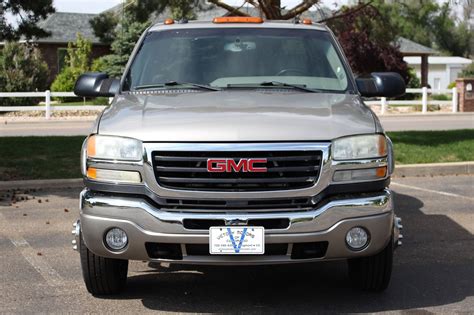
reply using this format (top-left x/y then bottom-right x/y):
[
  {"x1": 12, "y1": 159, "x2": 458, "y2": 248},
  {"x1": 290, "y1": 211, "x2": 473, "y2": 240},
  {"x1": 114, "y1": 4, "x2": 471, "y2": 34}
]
[
  {"x1": 74, "y1": 72, "x2": 120, "y2": 97},
  {"x1": 356, "y1": 72, "x2": 406, "y2": 98}
]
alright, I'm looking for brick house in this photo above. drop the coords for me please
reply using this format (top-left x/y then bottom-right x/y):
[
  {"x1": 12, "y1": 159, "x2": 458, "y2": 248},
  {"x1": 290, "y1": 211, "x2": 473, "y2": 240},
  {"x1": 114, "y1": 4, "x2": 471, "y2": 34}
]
[{"x1": 1, "y1": 12, "x2": 111, "y2": 86}]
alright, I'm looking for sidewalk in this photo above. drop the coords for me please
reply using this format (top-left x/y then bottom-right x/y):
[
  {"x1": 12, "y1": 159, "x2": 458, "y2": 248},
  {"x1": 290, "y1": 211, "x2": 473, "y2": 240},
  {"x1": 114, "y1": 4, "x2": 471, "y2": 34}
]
[
  {"x1": 1, "y1": 112, "x2": 473, "y2": 136},
  {"x1": 380, "y1": 112, "x2": 473, "y2": 131}
]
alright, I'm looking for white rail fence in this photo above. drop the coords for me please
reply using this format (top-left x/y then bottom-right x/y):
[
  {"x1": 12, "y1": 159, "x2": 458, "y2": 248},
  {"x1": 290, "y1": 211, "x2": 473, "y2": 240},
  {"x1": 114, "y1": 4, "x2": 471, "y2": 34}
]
[
  {"x1": 0, "y1": 91, "x2": 106, "y2": 119},
  {"x1": 365, "y1": 87, "x2": 458, "y2": 115},
  {"x1": 0, "y1": 87, "x2": 459, "y2": 119}
]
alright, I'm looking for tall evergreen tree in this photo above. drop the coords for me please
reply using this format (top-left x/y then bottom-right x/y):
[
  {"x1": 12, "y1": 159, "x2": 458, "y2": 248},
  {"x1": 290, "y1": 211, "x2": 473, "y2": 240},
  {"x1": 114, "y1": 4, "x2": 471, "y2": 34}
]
[{"x1": 0, "y1": 0, "x2": 55, "y2": 41}]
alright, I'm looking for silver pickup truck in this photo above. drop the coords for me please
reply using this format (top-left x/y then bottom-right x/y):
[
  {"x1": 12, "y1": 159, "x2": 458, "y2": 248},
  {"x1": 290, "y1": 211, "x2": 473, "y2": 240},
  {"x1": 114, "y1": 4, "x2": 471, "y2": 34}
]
[{"x1": 73, "y1": 17, "x2": 405, "y2": 295}]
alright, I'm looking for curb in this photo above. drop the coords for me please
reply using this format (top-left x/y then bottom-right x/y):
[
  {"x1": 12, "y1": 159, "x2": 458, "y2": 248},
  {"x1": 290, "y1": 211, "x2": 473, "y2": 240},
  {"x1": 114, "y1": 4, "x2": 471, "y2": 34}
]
[
  {"x1": 392, "y1": 162, "x2": 474, "y2": 178},
  {"x1": 378, "y1": 112, "x2": 474, "y2": 118},
  {"x1": 0, "y1": 162, "x2": 472, "y2": 189},
  {"x1": 0, "y1": 178, "x2": 83, "y2": 190},
  {"x1": 1, "y1": 118, "x2": 97, "y2": 124}
]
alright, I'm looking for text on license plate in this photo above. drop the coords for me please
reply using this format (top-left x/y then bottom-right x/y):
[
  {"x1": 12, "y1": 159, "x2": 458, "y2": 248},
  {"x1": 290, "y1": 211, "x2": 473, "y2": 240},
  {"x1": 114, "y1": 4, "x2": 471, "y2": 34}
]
[{"x1": 209, "y1": 226, "x2": 265, "y2": 255}]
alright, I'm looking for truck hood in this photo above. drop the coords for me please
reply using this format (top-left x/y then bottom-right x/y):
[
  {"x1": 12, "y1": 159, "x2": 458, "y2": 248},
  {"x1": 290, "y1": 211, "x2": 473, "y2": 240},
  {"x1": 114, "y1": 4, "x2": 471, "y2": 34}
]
[{"x1": 98, "y1": 91, "x2": 376, "y2": 142}]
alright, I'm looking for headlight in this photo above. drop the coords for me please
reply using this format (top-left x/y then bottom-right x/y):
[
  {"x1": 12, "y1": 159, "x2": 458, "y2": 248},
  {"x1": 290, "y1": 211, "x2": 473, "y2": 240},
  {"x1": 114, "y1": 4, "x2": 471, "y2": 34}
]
[
  {"x1": 86, "y1": 135, "x2": 142, "y2": 161},
  {"x1": 332, "y1": 134, "x2": 387, "y2": 160}
]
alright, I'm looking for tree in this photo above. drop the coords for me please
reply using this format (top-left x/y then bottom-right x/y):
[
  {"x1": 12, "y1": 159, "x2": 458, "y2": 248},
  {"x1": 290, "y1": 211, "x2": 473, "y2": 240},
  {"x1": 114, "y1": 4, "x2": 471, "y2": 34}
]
[
  {"x1": 89, "y1": 11, "x2": 118, "y2": 45},
  {"x1": 92, "y1": 14, "x2": 148, "y2": 78},
  {"x1": 90, "y1": 0, "x2": 198, "y2": 44},
  {"x1": 0, "y1": 42, "x2": 49, "y2": 106},
  {"x1": 0, "y1": 0, "x2": 55, "y2": 41},
  {"x1": 327, "y1": 3, "x2": 409, "y2": 82},
  {"x1": 371, "y1": 0, "x2": 438, "y2": 48},
  {"x1": 372, "y1": 0, "x2": 473, "y2": 57},
  {"x1": 432, "y1": 3, "x2": 472, "y2": 57},
  {"x1": 51, "y1": 34, "x2": 92, "y2": 93},
  {"x1": 208, "y1": 0, "x2": 319, "y2": 19},
  {"x1": 459, "y1": 63, "x2": 474, "y2": 78}
]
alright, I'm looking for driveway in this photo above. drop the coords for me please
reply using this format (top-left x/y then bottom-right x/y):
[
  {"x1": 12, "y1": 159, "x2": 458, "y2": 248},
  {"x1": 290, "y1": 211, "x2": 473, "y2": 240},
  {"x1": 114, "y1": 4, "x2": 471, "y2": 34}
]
[{"x1": 0, "y1": 175, "x2": 473, "y2": 313}]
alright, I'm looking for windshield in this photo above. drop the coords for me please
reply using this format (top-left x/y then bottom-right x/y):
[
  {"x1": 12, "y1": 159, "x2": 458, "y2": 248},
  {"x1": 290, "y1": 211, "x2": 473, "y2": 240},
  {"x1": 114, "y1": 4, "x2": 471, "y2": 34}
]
[{"x1": 124, "y1": 28, "x2": 351, "y2": 93}]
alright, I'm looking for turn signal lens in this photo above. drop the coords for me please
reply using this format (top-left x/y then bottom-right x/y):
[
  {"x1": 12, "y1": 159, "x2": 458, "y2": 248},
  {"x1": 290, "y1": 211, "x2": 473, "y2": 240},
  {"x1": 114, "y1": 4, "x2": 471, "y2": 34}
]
[
  {"x1": 86, "y1": 167, "x2": 141, "y2": 184},
  {"x1": 333, "y1": 166, "x2": 387, "y2": 182},
  {"x1": 86, "y1": 167, "x2": 97, "y2": 179},
  {"x1": 213, "y1": 17, "x2": 263, "y2": 24},
  {"x1": 376, "y1": 166, "x2": 387, "y2": 178},
  {"x1": 87, "y1": 135, "x2": 96, "y2": 157}
]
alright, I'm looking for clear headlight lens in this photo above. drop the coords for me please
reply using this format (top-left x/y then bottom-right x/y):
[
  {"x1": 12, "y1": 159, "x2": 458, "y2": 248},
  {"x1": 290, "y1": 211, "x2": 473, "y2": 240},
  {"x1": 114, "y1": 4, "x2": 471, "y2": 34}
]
[
  {"x1": 87, "y1": 135, "x2": 142, "y2": 161},
  {"x1": 332, "y1": 134, "x2": 387, "y2": 160}
]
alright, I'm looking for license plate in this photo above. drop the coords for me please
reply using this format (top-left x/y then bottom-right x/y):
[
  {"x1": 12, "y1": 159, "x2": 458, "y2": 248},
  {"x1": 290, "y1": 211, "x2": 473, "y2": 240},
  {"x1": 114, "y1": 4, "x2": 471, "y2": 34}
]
[{"x1": 209, "y1": 226, "x2": 265, "y2": 255}]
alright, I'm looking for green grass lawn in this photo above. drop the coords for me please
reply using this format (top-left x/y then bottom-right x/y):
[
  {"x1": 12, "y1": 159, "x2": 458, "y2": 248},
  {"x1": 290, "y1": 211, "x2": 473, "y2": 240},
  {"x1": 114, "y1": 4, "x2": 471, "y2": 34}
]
[
  {"x1": 0, "y1": 136, "x2": 85, "y2": 181},
  {"x1": 0, "y1": 130, "x2": 472, "y2": 180},
  {"x1": 387, "y1": 130, "x2": 474, "y2": 164}
]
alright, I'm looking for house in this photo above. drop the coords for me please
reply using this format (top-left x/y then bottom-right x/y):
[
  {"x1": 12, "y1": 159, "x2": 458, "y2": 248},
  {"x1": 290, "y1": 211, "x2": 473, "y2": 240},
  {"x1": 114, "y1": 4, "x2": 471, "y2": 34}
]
[
  {"x1": 396, "y1": 37, "x2": 473, "y2": 89},
  {"x1": 0, "y1": 12, "x2": 110, "y2": 85},
  {"x1": 404, "y1": 56, "x2": 473, "y2": 90},
  {"x1": 396, "y1": 37, "x2": 437, "y2": 87}
]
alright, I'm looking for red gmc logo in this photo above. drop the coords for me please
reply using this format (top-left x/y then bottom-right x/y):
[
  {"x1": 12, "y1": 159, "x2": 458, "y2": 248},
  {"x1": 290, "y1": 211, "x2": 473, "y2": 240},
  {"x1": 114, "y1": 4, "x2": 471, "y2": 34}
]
[{"x1": 207, "y1": 158, "x2": 268, "y2": 173}]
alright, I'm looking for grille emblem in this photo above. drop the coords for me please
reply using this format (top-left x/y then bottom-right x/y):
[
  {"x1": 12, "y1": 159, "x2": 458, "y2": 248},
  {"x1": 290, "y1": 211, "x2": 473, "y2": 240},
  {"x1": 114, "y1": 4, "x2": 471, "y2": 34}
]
[{"x1": 207, "y1": 158, "x2": 268, "y2": 173}]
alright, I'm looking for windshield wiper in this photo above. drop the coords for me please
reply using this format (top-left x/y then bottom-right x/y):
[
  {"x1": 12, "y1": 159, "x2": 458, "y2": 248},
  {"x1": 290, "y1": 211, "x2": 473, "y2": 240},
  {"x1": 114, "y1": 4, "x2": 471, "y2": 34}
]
[
  {"x1": 259, "y1": 81, "x2": 320, "y2": 93},
  {"x1": 227, "y1": 81, "x2": 319, "y2": 93},
  {"x1": 134, "y1": 81, "x2": 221, "y2": 91}
]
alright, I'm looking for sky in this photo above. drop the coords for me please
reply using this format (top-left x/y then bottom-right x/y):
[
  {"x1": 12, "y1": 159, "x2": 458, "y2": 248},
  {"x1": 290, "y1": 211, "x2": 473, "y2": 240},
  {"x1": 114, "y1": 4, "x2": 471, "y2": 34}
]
[
  {"x1": 6, "y1": 0, "x2": 468, "y2": 23},
  {"x1": 52, "y1": 0, "x2": 347, "y2": 13}
]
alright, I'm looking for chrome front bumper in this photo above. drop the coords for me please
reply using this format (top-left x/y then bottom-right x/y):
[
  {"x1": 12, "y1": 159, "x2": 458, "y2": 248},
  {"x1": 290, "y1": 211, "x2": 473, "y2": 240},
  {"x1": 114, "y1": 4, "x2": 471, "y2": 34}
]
[{"x1": 78, "y1": 189, "x2": 396, "y2": 265}]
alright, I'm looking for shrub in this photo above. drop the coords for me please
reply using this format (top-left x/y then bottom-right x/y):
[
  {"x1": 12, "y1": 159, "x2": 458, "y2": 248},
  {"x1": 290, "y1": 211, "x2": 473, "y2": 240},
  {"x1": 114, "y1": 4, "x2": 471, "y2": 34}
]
[
  {"x1": 459, "y1": 63, "x2": 474, "y2": 78},
  {"x1": 0, "y1": 42, "x2": 49, "y2": 106},
  {"x1": 51, "y1": 33, "x2": 92, "y2": 102},
  {"x1": 51, "y1": 67, "x2": 82, "y2": 92},
  {"x1": 398, "y1": 68, "x2": 420, "y2": 100},
  {"x1": 431, "y1": 94, "x2": 450, "y2": 101}
]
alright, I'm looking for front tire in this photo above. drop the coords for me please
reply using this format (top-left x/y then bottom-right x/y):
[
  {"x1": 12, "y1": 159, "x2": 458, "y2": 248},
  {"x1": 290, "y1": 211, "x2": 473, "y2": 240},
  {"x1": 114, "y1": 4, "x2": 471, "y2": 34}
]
[
  {"x1": 79, "y1": 234, "x2": 128, "y2": 295},
  {"x1": 347, "y1": 239, "x2": 393, "y2": 292}
]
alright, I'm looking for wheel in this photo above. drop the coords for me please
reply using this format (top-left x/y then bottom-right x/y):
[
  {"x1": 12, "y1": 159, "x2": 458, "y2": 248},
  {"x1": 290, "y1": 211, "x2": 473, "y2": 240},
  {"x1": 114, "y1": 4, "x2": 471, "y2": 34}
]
[
  {"x1": 347, "y1": 238, "x2": 393, "y2": 292},
  {"x1": 79, "y1": 234, "x2": 128, "y2": 295}
]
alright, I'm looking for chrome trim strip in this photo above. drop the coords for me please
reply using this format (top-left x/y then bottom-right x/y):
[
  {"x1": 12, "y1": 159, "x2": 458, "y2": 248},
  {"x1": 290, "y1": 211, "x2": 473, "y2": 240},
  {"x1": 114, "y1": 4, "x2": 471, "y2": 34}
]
[{"x1": 81, "y1": 188, "x2": 392, "y2": 234}]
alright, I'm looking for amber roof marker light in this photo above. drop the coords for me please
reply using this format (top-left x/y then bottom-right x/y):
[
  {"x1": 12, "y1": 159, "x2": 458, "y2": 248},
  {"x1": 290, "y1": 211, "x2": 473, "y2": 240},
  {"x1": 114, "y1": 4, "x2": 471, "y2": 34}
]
[
  {"x1": 302, "y1": 19, "x2": 313, "y2": 25},
  {"x1": 213, "y1": 17, "x2": 264, "y2": 24},
  {"x1": 164, "y1": 18, "x2": 174, "y2": 25}
]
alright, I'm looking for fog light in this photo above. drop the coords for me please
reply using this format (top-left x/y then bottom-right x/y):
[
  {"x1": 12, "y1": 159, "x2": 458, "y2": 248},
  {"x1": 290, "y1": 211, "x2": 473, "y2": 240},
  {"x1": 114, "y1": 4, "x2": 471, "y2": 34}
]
[
  {"x1": 105, "y1": 228, "x2": 128, "y2": 250},
  {"x1": 346, "y1": 227, "x2": 369, "y2": 250}
]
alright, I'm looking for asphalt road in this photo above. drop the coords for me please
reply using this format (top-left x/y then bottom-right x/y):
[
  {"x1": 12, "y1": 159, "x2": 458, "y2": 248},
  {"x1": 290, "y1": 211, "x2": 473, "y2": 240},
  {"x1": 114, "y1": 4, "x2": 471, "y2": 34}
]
[
  {"x1": 1, "y1": 113, "x2": 473, "y2": 136},
  {"x1": 0, "y1": 175, "x2": 473, "y2": 313}
]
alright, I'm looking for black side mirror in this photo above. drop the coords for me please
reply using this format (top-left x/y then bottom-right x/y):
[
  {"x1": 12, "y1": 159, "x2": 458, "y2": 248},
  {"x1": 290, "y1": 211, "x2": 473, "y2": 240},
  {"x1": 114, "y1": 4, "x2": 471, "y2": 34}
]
[
  {"x1": 356, "y1": 72, "x2": 406, "y2": 98},
  {"x1": 74, "y1": 72, "x2": 120, "y2": 97}
]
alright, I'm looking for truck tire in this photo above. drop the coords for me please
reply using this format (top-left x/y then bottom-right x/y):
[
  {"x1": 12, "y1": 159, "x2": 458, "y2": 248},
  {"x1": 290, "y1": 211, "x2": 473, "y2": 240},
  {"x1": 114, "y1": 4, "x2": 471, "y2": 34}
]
[
  {"x1": 347, "y1": 239, "x2": 393, "y2": 292},
  {"x1": 79, "y1": 234, "x2": 128, "y2": 295}
]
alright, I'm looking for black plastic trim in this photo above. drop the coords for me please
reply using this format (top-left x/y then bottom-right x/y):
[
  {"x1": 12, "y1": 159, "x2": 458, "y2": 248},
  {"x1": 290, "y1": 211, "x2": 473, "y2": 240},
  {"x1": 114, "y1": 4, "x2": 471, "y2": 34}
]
[{"x1": 84, "y1": 177, "x2": 390, "y2": 211}]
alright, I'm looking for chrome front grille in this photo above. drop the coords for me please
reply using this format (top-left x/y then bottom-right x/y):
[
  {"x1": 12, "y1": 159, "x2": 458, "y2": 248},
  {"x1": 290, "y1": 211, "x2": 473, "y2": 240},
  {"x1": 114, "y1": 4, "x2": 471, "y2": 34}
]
[{"x1": 152, "y1": 150, "x2": 323, "y2": 192}]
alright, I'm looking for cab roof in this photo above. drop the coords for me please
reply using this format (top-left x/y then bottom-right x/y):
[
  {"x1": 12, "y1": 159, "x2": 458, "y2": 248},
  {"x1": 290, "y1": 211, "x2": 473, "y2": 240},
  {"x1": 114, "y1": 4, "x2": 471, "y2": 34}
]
[{"x1": 148, "y1": 19, "x2": 328, "y2": 32}]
